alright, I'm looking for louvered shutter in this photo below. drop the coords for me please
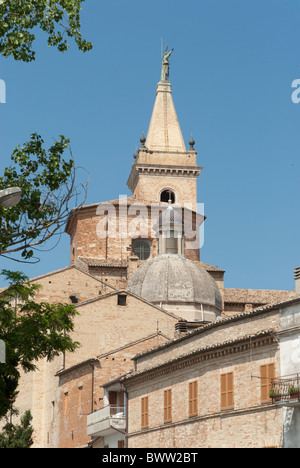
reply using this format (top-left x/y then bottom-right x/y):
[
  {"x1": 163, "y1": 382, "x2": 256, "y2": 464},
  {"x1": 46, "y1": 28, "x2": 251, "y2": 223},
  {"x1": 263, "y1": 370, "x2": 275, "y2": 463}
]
[
  {"x1": 141, "y1": 397, "x2": 149, "y2": 428},
  {"x1": 227, "y1": 373, "x2": 234, "y2": 408},
  {"x1": 221, "y1": 372, "x2": 234, "y2": 409},
  {"x1": 164, "y1": 389, "x2": 172, "y2": 423},
  {"x1": 189, "y1": 381, "x2": 198, "y2": 417},
  {"x1": 261, "y1": 363, "x2": 275, "y2": 402}
]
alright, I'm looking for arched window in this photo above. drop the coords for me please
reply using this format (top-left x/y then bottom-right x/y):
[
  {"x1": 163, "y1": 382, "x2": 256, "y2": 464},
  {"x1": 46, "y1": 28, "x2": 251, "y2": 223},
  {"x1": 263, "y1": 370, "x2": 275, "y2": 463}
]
[
  {"x1": 132, "y1": 239, "x2": 151, "y2": 260},
  {"x1": 160, "y1": 189, "x2": 175, "y2": 204}
]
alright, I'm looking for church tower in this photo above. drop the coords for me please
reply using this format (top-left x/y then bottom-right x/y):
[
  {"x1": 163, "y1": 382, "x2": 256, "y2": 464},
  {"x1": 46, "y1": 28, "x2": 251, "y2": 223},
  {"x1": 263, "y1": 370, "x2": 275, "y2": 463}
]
[{"x1": 127, "y1": 48, "x2": 202, "y2": 212}]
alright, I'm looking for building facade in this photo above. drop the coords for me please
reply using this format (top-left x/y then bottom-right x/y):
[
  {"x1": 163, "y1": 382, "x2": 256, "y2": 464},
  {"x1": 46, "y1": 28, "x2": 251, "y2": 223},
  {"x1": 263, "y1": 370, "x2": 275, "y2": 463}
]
[
  {"x1": 6, "y1": 53, "x2": 299, "y2": 448},
  {"x1": 122, "y1": 297, "x2": 300, "y2": 448}
]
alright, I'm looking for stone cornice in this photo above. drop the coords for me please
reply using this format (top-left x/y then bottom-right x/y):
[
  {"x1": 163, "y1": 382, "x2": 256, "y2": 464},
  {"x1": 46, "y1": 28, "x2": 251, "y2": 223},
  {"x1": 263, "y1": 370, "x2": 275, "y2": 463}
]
[{"x1": 127, "y1": 163, "x2": 203, "y2": 192}]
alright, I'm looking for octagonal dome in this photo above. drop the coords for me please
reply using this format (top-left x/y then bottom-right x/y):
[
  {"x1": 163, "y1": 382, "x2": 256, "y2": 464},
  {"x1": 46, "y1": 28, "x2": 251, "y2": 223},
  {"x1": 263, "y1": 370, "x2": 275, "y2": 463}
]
[{"x1": 127, "y1": 254, "x2": 222, "y2": 322}]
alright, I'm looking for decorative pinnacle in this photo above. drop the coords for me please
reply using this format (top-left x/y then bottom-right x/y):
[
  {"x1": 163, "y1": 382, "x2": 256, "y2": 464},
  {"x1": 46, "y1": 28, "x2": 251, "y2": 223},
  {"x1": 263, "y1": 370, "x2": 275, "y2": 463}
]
[
  {"x1": 189, "y1": 135, "x2": 195, "y2": 150},
  {"x1": 140, "y1": 133, "x2": 146, "y2": 147}
]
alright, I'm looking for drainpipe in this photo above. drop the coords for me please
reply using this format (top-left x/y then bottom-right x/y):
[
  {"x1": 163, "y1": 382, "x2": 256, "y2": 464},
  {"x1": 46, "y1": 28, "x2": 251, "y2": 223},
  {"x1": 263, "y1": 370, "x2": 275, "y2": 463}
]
[
  {"x1": 125, "y1": 391, "x2": 128, "y2": 449},
  {"x1": 89, "y1": 361, "x2": 95, "y2": 413}
]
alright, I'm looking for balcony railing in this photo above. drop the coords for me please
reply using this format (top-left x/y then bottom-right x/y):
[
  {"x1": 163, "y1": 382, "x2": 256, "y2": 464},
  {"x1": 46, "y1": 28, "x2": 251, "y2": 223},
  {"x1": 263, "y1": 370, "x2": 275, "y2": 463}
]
[
  {"x1": 87, "y1": 405, "x2": 126, "y2": 437},
  {"x1": 270, "y1": 374, "x2": 300, "y2": 404}
]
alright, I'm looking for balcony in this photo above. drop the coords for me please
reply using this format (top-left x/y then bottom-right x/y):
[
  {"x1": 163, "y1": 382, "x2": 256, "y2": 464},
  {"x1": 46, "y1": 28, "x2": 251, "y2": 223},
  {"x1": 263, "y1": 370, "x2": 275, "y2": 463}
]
[
  {"x1": 87, "y1": 405, "x2": 126, "y2": 438},
  {"x1": 270, "y1": 374, "x2": 300, "y2": 406}
]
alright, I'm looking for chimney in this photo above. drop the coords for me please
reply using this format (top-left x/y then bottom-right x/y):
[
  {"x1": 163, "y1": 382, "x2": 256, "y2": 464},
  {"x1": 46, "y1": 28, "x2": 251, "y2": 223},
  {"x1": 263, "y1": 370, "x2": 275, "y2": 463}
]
[{"x1": 295, "y1": 267, "x2": 300, "y2": 295}]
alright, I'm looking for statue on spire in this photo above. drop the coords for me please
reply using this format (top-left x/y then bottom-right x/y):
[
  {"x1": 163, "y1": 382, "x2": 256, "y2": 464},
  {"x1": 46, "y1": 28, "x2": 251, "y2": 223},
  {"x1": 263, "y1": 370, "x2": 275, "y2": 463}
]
[{"x1": 161, "y1": 46, "x2": 174, "y2": 82}]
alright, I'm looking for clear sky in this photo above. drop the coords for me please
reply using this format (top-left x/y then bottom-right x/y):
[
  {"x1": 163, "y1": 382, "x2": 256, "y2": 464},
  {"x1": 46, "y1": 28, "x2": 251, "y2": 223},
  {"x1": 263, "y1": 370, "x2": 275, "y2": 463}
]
[{"x1": 1, "y1": 0, "x2": 300, "y2": 291}]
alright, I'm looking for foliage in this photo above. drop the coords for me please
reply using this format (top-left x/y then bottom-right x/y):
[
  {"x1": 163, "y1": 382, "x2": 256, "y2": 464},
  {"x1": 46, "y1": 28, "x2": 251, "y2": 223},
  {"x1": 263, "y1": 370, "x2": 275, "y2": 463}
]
[
  {"x1": 0, "y1": 0, "x2": 92, "y2": 62},
  {"x1": 0, "y1": 410, "x2": 34, "y2": 448},
  {"x1": 0, "y1": 133, "x2": 88, "y2": 262},
  {"x1": 0, "y1": 270, "x2": 80, "y2": 418}
]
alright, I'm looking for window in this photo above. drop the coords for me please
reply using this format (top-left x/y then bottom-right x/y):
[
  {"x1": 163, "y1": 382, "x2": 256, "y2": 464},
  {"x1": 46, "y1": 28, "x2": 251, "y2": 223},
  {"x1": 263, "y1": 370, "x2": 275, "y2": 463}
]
[
  {"x1": 69, "y1": 295, "x2": 79, "y2": 304},
  {"x1": 109, "y1": 391, "x2": 118, "y2": 416},
  {"x1": 260, "y1": 363, "x2": 275, "y2": 403},
  {"x1": 132, "y1": 239, "x2": 151, "y2": 260},
  {"x1": 165, "y1": 230, "x2": 178, "y2": 254},
  {"x1": 141, "y1": 396, "x2": 149, "y2": 429},
  {"x1": 118, "y1": 294, "x2": 127, "y2": 306},
  {"x1": 220, "y1": 372, "x2": 234, "y2": 410},
  {"x1": 160, "y1": 189, "x2": 175, "y2": 204},
  {"x1": 164, "y1": 389, "x2": 172, "y2": 423},
  {"x1": 189, "y1": 381, "x2": 198, "y2": 417}
]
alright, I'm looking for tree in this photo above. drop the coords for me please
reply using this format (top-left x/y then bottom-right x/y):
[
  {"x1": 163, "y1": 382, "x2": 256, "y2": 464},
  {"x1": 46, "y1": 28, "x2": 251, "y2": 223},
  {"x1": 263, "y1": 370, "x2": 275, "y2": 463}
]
[
  {"x1": 0, "y1": 0, "x2": 90, "y2": 429},
  {"x1": 0, "y1": 270, "x2": 79, "y2": 418},
  {"x1": 0, "y1": 133, "x2": 88, "y2": 263},
  {"x1": 0, "y1": 410, "x2": 34, "y2": 448},
  {"x1": 0, "y1": 0, "x2": 92, "y2": 62}
]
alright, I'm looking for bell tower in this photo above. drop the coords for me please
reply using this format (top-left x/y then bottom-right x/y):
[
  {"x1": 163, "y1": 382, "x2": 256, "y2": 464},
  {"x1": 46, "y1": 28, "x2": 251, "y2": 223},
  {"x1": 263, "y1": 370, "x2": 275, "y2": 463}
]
[{"x1": 127, "y1": 48, "x2": 202, "y2": 212}]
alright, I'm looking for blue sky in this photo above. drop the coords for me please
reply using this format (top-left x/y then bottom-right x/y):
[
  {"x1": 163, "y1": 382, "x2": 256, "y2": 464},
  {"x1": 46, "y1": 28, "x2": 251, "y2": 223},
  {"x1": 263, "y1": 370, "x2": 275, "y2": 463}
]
[{"x1": 1, "y1": 0, "x2": 300, "y2": 291}]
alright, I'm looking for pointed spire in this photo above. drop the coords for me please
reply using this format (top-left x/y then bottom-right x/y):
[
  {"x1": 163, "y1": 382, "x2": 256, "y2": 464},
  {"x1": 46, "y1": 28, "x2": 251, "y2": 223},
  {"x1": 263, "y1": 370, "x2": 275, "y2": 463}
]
[
  {"x1": 144, "y1": 51, "x2": 185, "y2": 153},
  {"x1": 145, "y1": 81, "x2": 186, "y2": 152}
]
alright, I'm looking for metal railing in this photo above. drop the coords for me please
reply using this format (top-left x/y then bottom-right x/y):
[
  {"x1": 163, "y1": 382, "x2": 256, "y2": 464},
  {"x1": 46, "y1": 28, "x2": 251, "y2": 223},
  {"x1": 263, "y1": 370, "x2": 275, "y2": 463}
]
[{"x1": 270, "y1": 374, "x2": 300, "y2": 402}]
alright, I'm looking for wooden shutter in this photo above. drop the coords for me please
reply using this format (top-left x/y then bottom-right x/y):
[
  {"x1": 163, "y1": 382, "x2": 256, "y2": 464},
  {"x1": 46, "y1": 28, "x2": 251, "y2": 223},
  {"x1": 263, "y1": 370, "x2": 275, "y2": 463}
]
[
  {"x1": 189, "y1": 381, "x2": 198, "y2": 417},
  {"x1": 119, "y1": 391, "x2": 124, "y2": 409},
  {"x1": 109, "y1": 391, "x2": 117, "y2": 415},
  {"x1": 260, "y1": 363, "x2": 275, "y2": 403},
  {"x1": 220, "y1": 372, "x2": 234, "y2": 410},
  {"x1": 141, "y1": 396, "x2": 149, "y2": 428},
  {"x1": 164, "y1": 389, "x2": 172, "y2": 423}
]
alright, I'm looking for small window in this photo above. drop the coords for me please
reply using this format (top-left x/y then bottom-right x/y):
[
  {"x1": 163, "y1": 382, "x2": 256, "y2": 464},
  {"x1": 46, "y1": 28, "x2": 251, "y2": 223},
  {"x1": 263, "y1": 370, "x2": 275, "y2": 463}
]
[
  {"x1": 160, "y1": 189, "x2": 175, "y2": 204},
  {"x1": 189, "y1": 381, "x2": 198, "y2": 417},
  {"x1": 260, "y1": 363, "x2": 275, "y2": 403},
  {"x1": 141, "y1": 396, "x2": 149, "y2": 429},
  {"x1": 132, "y1": 239, "x2": 151, "y2": 260},
  {"x1": 166, "y1": 231, "x2": 178, "y2": 254},
  {"x1": 220, "y1": 372, "x2": 234, "y2": 410},
  {"x1": 70, "y1": 295, "x2": 79, "y2": 304},
  {"x1": 164, "y1": 389, "x2": 172, "y2": 423},
  {"x1": 118, "y1": 295, "x2": 127, "y2": 306}
]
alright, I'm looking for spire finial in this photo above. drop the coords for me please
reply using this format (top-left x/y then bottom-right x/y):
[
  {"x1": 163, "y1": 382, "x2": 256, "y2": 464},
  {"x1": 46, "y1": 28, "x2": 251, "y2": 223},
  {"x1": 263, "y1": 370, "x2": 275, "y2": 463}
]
[{"x1": 161, "y1": 46, "x2": 174, "y2": 82}]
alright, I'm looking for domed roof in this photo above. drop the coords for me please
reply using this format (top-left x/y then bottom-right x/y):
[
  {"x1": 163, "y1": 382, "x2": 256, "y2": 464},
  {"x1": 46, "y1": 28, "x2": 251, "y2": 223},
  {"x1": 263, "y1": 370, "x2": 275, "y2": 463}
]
[{"x1": 127, "y1": 254, "x2": 222, "y2": 311}]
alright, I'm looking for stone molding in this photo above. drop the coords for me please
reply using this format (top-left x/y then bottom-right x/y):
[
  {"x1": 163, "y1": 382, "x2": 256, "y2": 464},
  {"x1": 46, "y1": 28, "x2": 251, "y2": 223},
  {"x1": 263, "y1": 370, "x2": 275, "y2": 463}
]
[{"x1": 122, "y1": 332, "x2": 276, "y2": 387}]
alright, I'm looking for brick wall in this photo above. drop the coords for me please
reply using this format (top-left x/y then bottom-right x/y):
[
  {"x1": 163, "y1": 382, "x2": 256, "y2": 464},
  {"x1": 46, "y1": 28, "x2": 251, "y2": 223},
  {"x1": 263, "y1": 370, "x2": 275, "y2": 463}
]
[{"x1": 57, "y1": 334, "x2": 170, "y2": 448}]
